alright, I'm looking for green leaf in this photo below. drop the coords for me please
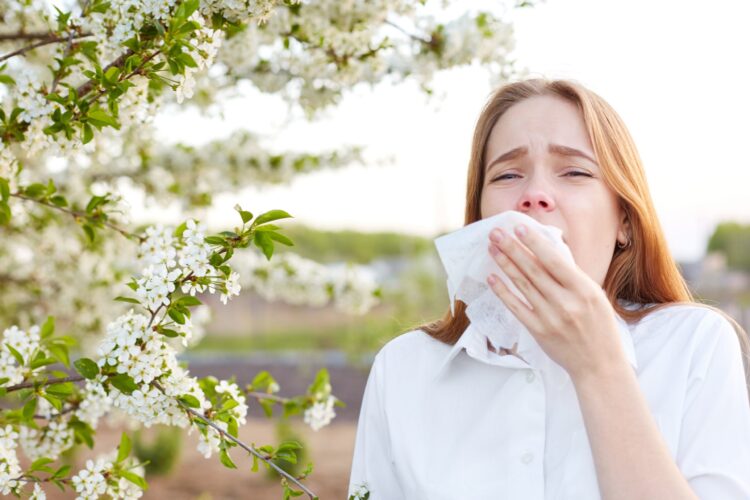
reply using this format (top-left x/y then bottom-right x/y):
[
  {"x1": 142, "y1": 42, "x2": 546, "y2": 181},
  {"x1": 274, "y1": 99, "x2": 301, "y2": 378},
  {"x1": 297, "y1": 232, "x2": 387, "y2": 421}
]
[
  {"x1": 85, "y1": 194, "x2": 107, "y2": 213},
  {"x1": 46, "y1": 343, "x2": 70, "y2": 368},
  {"x1": 87, "y1": 108, "x2": 119, "y2": 128},
  {"x1": 0, "y1": 201, "x2": 11, "y2": 225},
  {"x1": 177, "y1": 394, "x2": 200, "y2": 408},
  {"x1": 40, "y1": 316, "x2": 55, "y2": 338},
  {"x1": 24, "y1": 183, "x2": 47, "y2": 199},
  {"x1": 204, "y1": 236, "x2": 226, "y2": 246},
  {"x1": 53, "y1": 464, "x2": 71, "y2": 479},
  {"x1": 120, "y1": 470, "x2": 148, "y2": 490},
  {"x1": 82, "y1": 224, "x2": 96, "y2": 243},
  {"x1": 70, "y1": 419, "x2": 95, "y2": 448},
  {"x1": 252, "y1": 209, "x2": 293, "y2": 227},
  {"x1": 7, "y1": 344, "x2": 24, "y2": 365},
  {"x1": 226, "y1": 415, "x2": 238, "y2": 437},
  {"x1": 117, "y1": 432, "x2": 131, "y2": 462},
  {"x1": 219, "y1": 446, "x2": 237, "y2": 469},
  {"x1": 253, "y1": 231, "x2": 274, "y2": 260},
  {"x1": 0, "y1": 177, "x2": 9, "y2": 201},
  {"x1": 159, "y1": 328, "x2": 179, "y2": 338},
  {"x1": 30, "y1": 354, "x2": 57, "y2": 370},
  {"x1": 22, "y1": 397, "x2": 37, "y2": 421},
  {"x1": 42, "y1": 392, "x2": 63, "y2": 412},
  {"x1": 50, "y1": 195, "x2": 68, "y2": 207},
  {"x1": 267, "y1": 231, "x2": 294, "y2": 247},
  {"x1": 28, "y1": 457, "x2": 54, "y2": 473},
  {"x1": 176, "y1": 52, "x2": 198, "y2": 68},
  {"x1": 259, "y1": 398, "x2": 274, "y2": 418},
  {"x1": 175, "y1": 295, "x2": 202, "y2": 307},
  {"x1": 114, "y1": 296, "x2": 141, "y2": 304},
  {"x1": 168, "y1": 308, "x2": 185, "y2": 325},
  {"x1": 46, "y1": 381, "x2": 74, "y2": 397},
  {"x1": 109, "y1": 373, "x2": 138, "y2": 395},
  {"x1": 82, "y1": 122, "x2": 94, "y2": 144},
  {"x1": 238, "y1": 209, "x2": 253, "y2": 224},
  {"x1": 74, "y1": 358, "x2": 99, "y2": 379},
  {"x1": 30, "y1": 457, "x2": 55, "y2": 473},
  {"x1": 176, "y1": 0, "x2": 199, "y2": 19},
  {"x1": 174, "y1": 221, "x2": 187, "y2": 238}
]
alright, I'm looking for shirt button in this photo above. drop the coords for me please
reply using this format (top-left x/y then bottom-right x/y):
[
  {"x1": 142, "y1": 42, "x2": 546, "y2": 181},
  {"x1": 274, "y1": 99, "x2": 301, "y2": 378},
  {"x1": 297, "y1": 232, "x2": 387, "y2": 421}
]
[
  {"x1": 526, "y1": 371, "x2": 536, "y2": 383},
  {"x1": 520, "y1": 451, "x2": 534, "y2": 464}
]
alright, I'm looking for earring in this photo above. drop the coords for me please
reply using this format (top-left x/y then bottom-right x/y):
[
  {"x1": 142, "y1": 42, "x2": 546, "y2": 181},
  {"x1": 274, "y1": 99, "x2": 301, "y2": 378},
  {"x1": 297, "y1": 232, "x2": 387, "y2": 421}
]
[{"x1": 617, "y1": 238, "x2": 631, "y2": 249}]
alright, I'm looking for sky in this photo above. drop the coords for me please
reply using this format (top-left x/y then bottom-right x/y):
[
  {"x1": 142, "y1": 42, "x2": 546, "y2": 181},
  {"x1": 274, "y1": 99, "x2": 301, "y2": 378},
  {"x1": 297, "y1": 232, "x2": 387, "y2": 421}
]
[{"x1": 153, "y1": 0, "x2": 750, "y2": 262}]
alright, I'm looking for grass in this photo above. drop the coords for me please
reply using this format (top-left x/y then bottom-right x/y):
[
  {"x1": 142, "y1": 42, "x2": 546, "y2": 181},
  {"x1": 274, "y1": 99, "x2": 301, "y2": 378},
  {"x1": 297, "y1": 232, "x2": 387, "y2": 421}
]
[{"x1": 190, "y1": 313, "x2": 429, "y2": 357}]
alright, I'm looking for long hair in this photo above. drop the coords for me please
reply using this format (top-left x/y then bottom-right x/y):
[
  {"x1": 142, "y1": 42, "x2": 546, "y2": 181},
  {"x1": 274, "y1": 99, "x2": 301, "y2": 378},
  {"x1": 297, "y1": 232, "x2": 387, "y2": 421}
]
[{"x1": 413, "y1": 77, "x2": 750, "y2": 395}]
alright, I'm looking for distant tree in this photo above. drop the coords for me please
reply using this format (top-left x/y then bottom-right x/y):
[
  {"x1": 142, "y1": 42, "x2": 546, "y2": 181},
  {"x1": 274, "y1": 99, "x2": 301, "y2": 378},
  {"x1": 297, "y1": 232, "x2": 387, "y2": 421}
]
[{"x1": 707, "y1": 221, "x2": 750, "y2": 271}]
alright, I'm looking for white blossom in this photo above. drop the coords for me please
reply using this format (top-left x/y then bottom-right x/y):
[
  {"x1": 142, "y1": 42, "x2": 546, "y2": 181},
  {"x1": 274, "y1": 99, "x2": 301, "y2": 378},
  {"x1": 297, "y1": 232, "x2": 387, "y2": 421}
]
[
  {"x1": 303, "y1": 394, "x2": 336, "y2": 432},
  {"x1": 71, "y1": 459, "x2": 109, "y2": 499},
  {"x1": 0, "y1": 425, "x2": 21, "y2": 496}
]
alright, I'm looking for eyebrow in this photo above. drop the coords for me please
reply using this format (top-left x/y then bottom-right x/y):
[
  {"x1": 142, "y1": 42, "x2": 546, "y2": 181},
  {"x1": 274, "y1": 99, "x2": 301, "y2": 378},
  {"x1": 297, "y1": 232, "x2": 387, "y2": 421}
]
[{"x1": 485, "y1": 144, "x2": 599, "y2": 172}]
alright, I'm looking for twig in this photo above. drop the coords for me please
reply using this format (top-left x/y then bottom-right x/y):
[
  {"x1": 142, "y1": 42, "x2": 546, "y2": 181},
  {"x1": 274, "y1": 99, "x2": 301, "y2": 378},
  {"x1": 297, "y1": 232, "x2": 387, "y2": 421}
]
[
  {"x1": 6, "y1": 375, "x2": 85, "y2": 393},
  {"x1": 0, "y1": 31, "x2": 90, "y2": 42},
  {"x1": 34, "y1": 404, "x2": 79, "y2": 420},
  {"x1": 245, "y1": 391, "x2": 289, "y2": 404},
  {"x1": 159, "y1": 383, "x2": 317, "y2": 499},
  {"x1": 384, "y1": 19, "x2": 432, "y2": 44},
  {"x1": 10, "y1": 192, "x2": 143, "y2": 243},
  {"x1": 0, "y1": 34, "x2": 92, "y2": 63}
]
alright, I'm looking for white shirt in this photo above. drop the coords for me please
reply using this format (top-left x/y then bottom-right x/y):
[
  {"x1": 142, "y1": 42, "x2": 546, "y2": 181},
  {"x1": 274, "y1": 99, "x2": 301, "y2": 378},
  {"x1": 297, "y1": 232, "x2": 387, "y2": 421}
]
[{"x1": 348, "y1": 301, "x2": 750, "y2": 499}]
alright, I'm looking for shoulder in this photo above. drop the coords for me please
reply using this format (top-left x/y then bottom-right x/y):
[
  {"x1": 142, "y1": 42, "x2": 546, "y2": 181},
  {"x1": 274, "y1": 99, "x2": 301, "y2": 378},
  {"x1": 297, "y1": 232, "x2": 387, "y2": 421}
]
[
  {"x1": 369, "y1": 328, "x2": 450, "y2": 379},
  {"x1": 374, "y1": 328, "x2": 448, "y2": 363},
  {"x1": 637, "y1": 302, "x2": 736, "y2": 338},
  {"x1": 636, "y1": 303, "x2": 742, "y2": 375}
]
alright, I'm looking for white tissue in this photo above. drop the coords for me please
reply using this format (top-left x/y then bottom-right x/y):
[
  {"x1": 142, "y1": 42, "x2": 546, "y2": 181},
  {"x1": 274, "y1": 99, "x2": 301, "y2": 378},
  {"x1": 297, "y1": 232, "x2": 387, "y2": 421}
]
[{"x1": 434, "y1": 210, "x2": 576, "y2": 368}]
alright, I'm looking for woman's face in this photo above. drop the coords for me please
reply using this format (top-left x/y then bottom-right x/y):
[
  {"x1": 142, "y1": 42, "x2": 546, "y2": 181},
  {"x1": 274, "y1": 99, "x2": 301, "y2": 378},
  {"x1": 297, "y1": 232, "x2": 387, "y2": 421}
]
[{"x1": 480, "y1": 94, "x2": 629, "y2": 287}]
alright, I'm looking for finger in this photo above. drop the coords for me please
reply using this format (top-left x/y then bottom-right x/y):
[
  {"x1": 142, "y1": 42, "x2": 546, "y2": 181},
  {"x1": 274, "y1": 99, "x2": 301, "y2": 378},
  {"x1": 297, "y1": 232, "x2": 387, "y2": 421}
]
[
  {"x1": 507, "y1": 224, "x2": 581, "y2": 291},
  {"x1": 488, "y1": 242, "x2": 544, "y2": 311},
  {"x1": 489, "y1": 227, "x2": 563, "y2": 300},
  {"x1": 487, "y1": 244, "x2": 544, "y2": 333}
]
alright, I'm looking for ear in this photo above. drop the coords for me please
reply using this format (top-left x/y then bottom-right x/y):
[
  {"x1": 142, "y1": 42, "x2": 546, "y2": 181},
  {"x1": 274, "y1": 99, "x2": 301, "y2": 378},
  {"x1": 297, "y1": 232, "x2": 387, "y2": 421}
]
[{"x1": 617, "y1": 206, "x2": 631, "y2": 244}]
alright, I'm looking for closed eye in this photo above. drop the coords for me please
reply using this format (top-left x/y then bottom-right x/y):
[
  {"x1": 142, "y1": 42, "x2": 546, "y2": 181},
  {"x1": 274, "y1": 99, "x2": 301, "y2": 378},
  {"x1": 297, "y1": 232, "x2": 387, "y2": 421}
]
[{"x1": 491, "y1": 171, "x2": 593, "y2": 182}]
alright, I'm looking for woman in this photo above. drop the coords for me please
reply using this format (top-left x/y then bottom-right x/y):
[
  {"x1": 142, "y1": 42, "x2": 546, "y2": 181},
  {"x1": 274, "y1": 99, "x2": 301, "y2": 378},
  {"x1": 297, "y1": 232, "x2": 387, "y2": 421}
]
[{"x1": 347, "y1": 78, "x2": 750, "y2": 499}]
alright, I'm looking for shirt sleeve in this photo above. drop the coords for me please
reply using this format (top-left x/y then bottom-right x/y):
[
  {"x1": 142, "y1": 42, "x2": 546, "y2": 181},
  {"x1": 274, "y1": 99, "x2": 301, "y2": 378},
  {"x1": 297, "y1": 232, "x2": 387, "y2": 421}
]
[
  {"x1": 348, "y1": 351, "x2": 405, "y2": 500},
  {"x1": 677, "y1": 312, "x2": 750, "y2": 499}
]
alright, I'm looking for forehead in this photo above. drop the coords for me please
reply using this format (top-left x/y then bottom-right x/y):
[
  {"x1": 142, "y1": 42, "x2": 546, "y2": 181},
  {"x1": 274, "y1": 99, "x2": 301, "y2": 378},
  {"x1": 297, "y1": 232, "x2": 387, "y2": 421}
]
[{"x1": 485, "y1": 95, "x2": 595, "y2": 163}]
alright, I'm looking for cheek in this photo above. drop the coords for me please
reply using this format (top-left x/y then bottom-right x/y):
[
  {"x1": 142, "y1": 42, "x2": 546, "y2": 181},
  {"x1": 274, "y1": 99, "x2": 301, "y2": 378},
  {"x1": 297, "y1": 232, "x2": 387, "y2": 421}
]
[
  {"x1": 565, "y1": 230, "x2": 615, "y2": 284},
  {"x1": 480, "y1": 188, "x2": 515, "y2": 218}
]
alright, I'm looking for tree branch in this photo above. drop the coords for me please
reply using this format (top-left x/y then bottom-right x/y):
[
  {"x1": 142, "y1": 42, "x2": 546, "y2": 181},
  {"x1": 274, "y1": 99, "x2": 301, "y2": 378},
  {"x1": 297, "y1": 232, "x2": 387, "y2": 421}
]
[
  {"x1": 10, "y1": 192, "x2": 143, "y2": 243},
  {"x1": 245, "y1": 391, "x2": 290, "y2": 404},
  {"x1": 6, "y1": 375, "x2": 85, "y2": 393},
  {"x1": 384, "y1": 19, "x2": 432, "y2": 44},
  {"x1": 161, "y1": 384, "x2": 317, "y2": 499},
  {"x1": 0, "y1": 33, "x2": 92, "y2": 63}
]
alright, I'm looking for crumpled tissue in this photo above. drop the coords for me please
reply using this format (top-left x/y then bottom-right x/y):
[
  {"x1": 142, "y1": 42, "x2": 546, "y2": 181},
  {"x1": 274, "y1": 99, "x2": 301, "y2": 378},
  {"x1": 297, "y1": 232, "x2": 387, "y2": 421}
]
[{"x1": 434, "y1": 210, "x2": 573, "y2": 370}]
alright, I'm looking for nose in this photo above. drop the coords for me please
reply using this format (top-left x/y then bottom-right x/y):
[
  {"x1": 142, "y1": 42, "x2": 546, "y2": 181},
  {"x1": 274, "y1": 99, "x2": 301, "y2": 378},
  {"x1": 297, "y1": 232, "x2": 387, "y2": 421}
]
[{"x1": 517, "y1": 182, "x2": 556, "y2": 213}]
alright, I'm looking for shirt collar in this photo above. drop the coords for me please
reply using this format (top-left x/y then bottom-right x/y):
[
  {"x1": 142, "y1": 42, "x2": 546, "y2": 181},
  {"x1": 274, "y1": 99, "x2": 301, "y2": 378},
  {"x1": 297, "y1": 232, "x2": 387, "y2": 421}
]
[{"x1": 433, "y1": 300, "x2": 640, "y2": 381}]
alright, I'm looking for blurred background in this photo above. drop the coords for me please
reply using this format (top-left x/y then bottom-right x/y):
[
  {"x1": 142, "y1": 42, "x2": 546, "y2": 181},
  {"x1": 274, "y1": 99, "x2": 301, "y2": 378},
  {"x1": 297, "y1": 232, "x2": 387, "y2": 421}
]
[
  {"x1": 142, "y1": 0, "x2": 750, "y2": 497},
  {"x1": 5, "y1": 0, "x2": 750, "y2": 497}
]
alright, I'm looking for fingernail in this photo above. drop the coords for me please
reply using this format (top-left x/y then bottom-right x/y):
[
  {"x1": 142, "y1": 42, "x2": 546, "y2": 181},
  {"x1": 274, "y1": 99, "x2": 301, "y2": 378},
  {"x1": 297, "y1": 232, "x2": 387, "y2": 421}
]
[
  {"x1": 491, "y1": 228, "x2": 505, "y2": 242},
  {"x1": 515, "y1": 225, "x2": 527, "y2": 237},
  {"x1": 488, "y1": 274, "x2": 497, "y2": 285}
]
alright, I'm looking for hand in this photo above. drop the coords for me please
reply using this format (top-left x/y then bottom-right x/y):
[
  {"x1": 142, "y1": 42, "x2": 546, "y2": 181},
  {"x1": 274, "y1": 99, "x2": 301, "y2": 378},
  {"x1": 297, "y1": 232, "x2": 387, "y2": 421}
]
[{"x1": 486, "y1": 224, "x2": 628, "y2": 381}]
